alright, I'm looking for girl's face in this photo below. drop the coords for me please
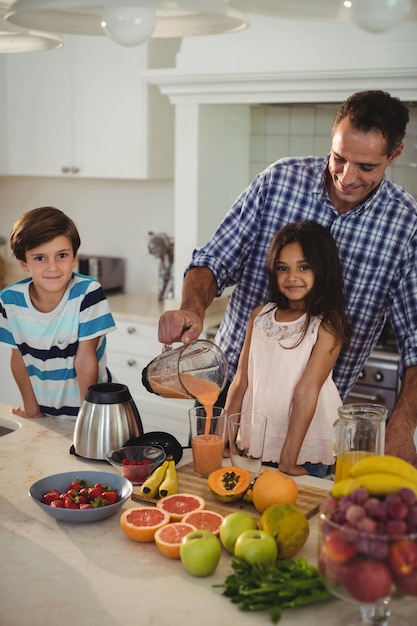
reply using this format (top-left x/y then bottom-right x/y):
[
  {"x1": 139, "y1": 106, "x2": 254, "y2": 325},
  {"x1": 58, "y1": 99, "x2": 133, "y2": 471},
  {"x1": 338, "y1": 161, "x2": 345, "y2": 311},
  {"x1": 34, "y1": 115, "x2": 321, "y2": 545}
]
[
  {"x1": 275, "y1": 241, "x2": 315, "y2": 307},
  {"x1": 20, "y1": 235, "x2": 77, "y2": 297}
]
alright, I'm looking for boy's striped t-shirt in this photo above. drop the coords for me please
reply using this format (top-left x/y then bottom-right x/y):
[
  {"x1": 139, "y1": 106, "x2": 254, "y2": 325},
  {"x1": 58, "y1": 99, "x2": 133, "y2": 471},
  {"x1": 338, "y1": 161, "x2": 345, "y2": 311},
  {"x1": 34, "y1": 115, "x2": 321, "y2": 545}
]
[{"x1": 0, "y1": 273, "x2": 116, "y2": 419}]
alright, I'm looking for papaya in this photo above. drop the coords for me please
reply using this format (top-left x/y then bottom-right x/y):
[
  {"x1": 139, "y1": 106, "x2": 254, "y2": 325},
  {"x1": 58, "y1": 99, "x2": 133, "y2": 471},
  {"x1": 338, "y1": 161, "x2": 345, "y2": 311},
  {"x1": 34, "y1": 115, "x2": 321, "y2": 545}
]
[{"x1": 208, "y1": 466, "x2": 251, "y2": 503}]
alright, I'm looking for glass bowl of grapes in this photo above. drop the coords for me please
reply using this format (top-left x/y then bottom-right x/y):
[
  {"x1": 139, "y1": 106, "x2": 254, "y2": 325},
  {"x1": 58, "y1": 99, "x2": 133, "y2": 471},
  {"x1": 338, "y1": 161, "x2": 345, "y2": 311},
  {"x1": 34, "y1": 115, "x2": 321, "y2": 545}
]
[{"x1": 318, "y1": 487, "x2": 417, "y2": 625}]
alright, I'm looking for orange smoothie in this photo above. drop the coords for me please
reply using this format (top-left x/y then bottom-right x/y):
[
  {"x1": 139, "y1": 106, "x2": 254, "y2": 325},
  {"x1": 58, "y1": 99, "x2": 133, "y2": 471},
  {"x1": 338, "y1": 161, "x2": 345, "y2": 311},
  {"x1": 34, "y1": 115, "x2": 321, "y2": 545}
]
[
  {"x1": 180, "y1": 374, "x2": 221, "y2": 438},
  {"x1": 191, "y1": 434, "x2": 224, "y2": 477},
  {"x1": 335, "y1": 450, "x2": 375, "y2": 482}
]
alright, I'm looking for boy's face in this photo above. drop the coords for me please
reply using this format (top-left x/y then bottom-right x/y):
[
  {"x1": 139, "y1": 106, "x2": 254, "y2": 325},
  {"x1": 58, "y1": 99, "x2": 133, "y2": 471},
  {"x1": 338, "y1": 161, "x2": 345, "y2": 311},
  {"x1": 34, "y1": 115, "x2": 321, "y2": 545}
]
[{"x1": 20, "y1": 235, "x2": 77, "y2": 295}]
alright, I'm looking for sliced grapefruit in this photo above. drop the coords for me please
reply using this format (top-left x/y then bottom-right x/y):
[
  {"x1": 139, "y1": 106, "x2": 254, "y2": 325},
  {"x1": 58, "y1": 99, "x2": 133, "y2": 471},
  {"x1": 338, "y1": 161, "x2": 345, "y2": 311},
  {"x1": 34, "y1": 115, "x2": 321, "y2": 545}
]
[
  {"x1": 182, "y1": 509, "x2": 224, "y2": 535},
  {"x1": 156, "y1": 493, "x2": 205, "y2": 522},
  {"x1": 154, "y1": 522, "x2": 197, "y2": 559},
  {"x1": 120, "y1": 506, "x2": 170, "y2": 542}
]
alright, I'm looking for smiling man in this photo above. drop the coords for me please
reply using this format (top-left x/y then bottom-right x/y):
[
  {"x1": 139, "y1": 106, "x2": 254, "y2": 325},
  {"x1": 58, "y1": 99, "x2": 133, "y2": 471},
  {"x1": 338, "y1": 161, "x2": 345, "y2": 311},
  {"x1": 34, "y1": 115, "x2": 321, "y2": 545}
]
[{"x1": 158, "y1": 90, "x2": 417, "y2": 468}]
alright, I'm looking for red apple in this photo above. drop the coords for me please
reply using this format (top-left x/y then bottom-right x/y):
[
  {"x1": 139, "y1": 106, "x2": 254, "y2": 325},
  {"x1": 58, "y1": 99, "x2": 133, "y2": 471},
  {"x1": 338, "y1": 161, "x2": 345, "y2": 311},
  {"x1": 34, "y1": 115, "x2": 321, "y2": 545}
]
[
  {"x1": 322, "y1": 529, "x2": 357, "y2": 563},
  {"x1": 388, "y1": 539, "x2": 417, "y2": 576},
  {"x1": 342, "y1": 558, "x2": 392, "y2": 604},
  {"x1": 394, "y1": 568, "x2": 417, "y2": 596}
]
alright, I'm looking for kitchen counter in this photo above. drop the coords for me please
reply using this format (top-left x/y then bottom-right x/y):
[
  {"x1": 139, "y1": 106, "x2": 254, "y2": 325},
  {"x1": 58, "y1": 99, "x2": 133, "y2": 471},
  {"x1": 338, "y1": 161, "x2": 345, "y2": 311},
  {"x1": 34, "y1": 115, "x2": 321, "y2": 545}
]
[
  {"x1": 1, "y1": 405, "x2": 415, "y2": 626},
  {"x1": 107, "y1": 292, "x2": 228, "y2": 330}
]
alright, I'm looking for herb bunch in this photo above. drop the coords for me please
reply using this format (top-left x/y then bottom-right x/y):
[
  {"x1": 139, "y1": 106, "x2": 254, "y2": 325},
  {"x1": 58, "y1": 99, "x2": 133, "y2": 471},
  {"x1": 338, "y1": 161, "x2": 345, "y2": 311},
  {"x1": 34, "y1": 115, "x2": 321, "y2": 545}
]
[{"x1": 215, "y1": 556, "x2": 331, "y2": 624}]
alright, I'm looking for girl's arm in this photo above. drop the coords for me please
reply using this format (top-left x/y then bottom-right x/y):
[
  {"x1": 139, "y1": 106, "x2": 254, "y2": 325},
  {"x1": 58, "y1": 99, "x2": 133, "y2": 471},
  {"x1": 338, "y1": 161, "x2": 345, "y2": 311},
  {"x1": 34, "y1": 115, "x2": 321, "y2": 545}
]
[
  {"x1": 225, "y1": 306, "x2": 263, "y2": 416},
  {"x1": 10, "y1": 348, "x2": 44, "y2": 418},
  {"x1": 279, "y1": 324, "x2": 341, "y2": 476},
  {"x1": 74, "y1": 337, "x2": 100, "y2": 403}
]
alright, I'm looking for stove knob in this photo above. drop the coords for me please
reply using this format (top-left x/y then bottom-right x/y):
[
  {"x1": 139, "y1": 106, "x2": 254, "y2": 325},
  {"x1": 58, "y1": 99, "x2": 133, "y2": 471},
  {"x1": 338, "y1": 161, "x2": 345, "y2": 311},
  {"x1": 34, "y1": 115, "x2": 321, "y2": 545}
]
[
  {"x1": 358, "y1": 370, "x2": 365, "y2": 380},
  {"x1": 373, "y1": 371, "x2": 383, "y2": 382}
]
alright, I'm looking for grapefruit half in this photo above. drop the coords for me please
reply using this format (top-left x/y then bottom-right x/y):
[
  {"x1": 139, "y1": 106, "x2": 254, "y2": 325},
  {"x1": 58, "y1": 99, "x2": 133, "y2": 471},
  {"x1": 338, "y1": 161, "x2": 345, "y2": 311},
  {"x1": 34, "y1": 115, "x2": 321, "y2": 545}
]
[
  {"x1": 156, "y1": 493, "x2": 205, "y2": 522},
  {"x1": 154, "y1": 522, "x2": 197, "y2": 559},
  {"x1": 120, "y1": 506, "x2": 170, "y2": 542},
  {"x1": 182, "y1": 509, "x2": 224, "y2": 535}
]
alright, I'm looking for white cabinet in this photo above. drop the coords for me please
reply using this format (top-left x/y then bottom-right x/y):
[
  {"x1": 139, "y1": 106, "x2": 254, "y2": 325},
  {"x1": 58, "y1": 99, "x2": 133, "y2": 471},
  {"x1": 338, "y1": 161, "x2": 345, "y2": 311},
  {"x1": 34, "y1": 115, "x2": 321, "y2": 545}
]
[
  {"x1": 4, "y1": 36, "x2": 174, "y2": 180},
  {"x1": 0, "y1": 345, "x2": 21, "y2": 407},
  {"x1": 106, "y1": 319, "x2": 193, "y2": 446}
]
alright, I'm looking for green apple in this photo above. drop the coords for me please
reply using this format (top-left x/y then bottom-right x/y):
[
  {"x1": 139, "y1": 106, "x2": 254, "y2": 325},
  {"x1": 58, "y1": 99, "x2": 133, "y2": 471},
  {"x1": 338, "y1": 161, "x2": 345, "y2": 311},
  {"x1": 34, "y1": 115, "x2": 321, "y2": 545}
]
[
  {"x1": 219, "y1": 511, "x2": 258, "y2": 554},
  {"x1": 180, "y1": 530, "x2": 222, "y2": 577},
  {"x1": 234, "y1": 529, "x2": 278, "y2": 568}
]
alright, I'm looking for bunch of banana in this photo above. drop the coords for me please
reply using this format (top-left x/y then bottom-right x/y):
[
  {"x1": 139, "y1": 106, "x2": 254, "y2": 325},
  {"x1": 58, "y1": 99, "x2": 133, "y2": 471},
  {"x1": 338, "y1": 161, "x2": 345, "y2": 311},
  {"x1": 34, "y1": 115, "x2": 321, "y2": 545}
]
[
  {"x1": 140, "y1": 456, "x2": 178, "y2": 499},
  {"x1": 331, "y1": 454, "x2": 417, "y2": 499}
]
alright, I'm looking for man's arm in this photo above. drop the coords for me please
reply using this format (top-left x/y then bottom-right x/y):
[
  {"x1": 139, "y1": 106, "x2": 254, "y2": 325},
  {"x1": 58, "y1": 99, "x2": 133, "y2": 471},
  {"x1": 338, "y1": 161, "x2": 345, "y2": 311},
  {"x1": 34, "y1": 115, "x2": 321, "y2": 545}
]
[
  {"x1": 385, "y1": 365, "x2": 417, "y2": 468},
  {"x1": 158, "y1": 267, "x2": 218, "y2": 345}
]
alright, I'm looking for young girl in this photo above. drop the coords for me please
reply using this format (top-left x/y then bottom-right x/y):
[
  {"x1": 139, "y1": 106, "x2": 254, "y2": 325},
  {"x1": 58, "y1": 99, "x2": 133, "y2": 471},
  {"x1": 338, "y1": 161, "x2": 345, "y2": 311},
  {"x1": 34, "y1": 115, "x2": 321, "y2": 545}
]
[{"x1": 225, "y1": 221, "x2": 350, "y2": 477}]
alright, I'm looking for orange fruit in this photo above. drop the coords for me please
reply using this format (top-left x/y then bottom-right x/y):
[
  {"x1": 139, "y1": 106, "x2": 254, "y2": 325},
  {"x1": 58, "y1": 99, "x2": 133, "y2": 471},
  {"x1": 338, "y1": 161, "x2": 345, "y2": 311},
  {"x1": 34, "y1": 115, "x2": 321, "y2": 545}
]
[
  {"x1": 154, "y1": 522, "x2": 197, "y2": 559},
  {"x1": 182, "y1": 509, "x2": 224, "y2": 535},
  {"x1": 120, "y1": 506, "x2": 170, "y2": 542},
  {"x1": 252, "y1": 468, "x2": 298, "y2": 513},
  {"x1": 259, "y1": 503, "x2": 309, "y2": 559},
  {"x1": 156, "y1": 493, "x2": 205, "y2": 522}
]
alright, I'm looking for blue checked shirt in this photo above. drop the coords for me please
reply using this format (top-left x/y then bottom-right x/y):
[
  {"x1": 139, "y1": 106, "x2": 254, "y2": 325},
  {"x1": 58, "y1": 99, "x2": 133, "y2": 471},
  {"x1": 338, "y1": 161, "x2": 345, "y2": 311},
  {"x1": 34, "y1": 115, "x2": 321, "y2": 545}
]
[{"x1": 187, "y1": 156, "x2": 417, "y2": 400}]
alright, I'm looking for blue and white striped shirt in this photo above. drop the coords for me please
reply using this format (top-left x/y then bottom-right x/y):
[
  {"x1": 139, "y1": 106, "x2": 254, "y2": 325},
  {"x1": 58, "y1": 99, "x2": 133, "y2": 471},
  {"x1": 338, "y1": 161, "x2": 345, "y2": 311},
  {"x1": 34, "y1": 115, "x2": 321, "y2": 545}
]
[
  {"x1": 187, "y1": 156, "x2": 417, "y2": 400},
  {"x1": 0, "y1": 273, "x2": 116, "y2": 419}
]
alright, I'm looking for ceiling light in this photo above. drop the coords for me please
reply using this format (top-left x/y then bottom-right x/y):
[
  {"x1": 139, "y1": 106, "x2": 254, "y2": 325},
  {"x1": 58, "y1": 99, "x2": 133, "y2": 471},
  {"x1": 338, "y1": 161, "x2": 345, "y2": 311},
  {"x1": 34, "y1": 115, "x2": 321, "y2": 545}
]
[
  {"x1": 5, "y1": 0, "x2": 249, "y2": 48},
  {"x1": 0, "y1": 2, "x2": 63, "y2": 52},
  {"x1": 234, "y1": 0, "x2": 416, "y2": 32},
  {"x1": 349, "y1": 0, "x2": 412, "y2": 33}
]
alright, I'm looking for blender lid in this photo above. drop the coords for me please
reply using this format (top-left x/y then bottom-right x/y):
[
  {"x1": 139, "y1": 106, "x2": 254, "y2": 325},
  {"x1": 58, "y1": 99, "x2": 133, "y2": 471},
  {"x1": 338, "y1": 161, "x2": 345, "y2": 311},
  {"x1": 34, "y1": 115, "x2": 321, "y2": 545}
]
[{"x1": 126, "y1": 431, "x2": 183, "y2": 465}]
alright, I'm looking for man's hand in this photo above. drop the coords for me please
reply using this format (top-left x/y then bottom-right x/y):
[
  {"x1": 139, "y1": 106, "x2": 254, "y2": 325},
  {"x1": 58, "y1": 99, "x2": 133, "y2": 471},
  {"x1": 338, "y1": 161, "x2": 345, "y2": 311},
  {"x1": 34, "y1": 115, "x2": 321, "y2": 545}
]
[
  {"x1": 385, "y1": 365, "x2": 417, "y2": 468},
  {"x1": 158, "y1": 309, "x2": 204, "y2": 345}
]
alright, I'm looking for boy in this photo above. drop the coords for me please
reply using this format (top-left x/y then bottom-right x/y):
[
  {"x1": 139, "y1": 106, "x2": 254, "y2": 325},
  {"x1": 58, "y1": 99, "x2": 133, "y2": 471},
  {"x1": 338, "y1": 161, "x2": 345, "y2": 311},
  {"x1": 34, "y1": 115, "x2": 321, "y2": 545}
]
[{"x1": 0, "y1": 206, "x2": 116, "y2": 419}]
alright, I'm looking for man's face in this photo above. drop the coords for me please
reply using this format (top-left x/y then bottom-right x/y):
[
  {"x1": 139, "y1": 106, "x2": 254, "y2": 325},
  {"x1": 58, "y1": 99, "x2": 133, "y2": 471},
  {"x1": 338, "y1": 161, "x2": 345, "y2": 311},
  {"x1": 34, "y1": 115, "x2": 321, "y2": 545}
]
[{"x1": 327, "y1": 117, "x2": 403, "y2": 214}]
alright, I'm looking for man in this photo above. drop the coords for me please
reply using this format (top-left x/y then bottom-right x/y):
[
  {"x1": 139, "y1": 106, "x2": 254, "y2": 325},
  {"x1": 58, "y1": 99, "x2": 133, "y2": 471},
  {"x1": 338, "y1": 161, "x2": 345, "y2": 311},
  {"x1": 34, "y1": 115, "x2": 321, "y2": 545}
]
[{"x1": 158, "y1": 90, "x2": 417, "y2": 468}]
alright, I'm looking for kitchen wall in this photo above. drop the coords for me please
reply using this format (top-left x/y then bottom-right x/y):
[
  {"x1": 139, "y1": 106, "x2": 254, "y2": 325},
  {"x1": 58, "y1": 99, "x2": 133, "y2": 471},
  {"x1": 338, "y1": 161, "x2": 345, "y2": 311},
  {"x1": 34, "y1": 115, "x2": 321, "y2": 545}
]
[
  {"x1": 0, "y1": 176, "x2": 174, "y2": 295},
  {"x1": 250, "y1": 103, "x2": 417, "y2": 197}
]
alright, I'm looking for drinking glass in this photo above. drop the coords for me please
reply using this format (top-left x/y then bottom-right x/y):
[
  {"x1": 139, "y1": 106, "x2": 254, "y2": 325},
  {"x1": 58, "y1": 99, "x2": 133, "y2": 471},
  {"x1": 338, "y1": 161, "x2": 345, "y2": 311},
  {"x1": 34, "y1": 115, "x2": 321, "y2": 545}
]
[
  {"x1": 227, "y1": 412, "x2": 267, "y2": 480},
  {"x1": 189, "y1": 406, "x2": 226, "y2": 477}
]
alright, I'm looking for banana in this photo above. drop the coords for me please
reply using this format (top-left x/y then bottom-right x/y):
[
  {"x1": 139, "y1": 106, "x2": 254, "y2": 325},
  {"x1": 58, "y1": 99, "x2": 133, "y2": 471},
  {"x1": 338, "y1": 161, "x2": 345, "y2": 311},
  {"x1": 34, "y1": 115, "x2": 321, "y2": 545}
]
[
  {"x1": 349, "y1": 454, "x2": 417, "y2": 485},
  {"x1": 158, "y1": 458, "x2": 178, "y2": 498},
  {"x1": 140, "y1": 459, "x2": 169, "y2": 499},
  {"x1": 331, "y1": 472, "x2": 417, "y2": 499}
]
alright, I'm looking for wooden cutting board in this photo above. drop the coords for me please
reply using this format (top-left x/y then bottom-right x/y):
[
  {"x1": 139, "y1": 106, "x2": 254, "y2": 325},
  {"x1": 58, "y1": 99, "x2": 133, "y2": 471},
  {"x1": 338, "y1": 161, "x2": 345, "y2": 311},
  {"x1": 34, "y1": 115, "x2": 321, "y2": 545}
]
[{"x1": 132, "y1": 463, "x2": 329, "y2": 520}]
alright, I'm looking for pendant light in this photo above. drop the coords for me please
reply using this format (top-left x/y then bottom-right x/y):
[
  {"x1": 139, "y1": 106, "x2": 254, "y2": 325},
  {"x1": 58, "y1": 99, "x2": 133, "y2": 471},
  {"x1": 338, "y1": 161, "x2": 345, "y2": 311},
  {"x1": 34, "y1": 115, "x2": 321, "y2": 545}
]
[
  {"x1": 0, "y1": 2, "x2": 63, "y2": 52},
  {"x1": 5, "y1": 0, "x2": 249, "y2": 48},
  {"x1": 234, "y1": 0, "x2": 416, "y2": 33}
]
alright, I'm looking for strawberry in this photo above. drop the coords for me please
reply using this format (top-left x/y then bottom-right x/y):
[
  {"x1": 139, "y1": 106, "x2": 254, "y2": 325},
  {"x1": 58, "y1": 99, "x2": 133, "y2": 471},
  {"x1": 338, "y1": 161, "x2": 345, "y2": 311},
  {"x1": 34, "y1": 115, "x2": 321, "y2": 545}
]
[
  {"x1": 43, "y1": 489, "x2": 61, "y2": 505},
  {"x1": 101, "y1": 490, "x2": 118, "y2": 505},
  {"x1": 50, "y1": 499, "x2": 65, "y2": 508},
  {"x1": 64, "y1": 495, "x2": 78, "y2": 509},
  {"x1": 88, "y1": 485, "x2": 103, "y2": 500}
]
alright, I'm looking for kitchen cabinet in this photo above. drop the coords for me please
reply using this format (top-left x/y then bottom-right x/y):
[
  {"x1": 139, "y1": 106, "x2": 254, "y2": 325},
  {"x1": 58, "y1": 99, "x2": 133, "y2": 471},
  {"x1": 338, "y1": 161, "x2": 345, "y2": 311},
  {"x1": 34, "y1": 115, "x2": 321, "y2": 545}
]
[
  {"x1": 4, "y1": 36, "x2": 174, "y2": 179},
  {"x1": 0, "y1": 344, "x2": 21, "y2": 406},
  {"x1": 106, "y1": 319, "x2": 193, "y2": 445}
]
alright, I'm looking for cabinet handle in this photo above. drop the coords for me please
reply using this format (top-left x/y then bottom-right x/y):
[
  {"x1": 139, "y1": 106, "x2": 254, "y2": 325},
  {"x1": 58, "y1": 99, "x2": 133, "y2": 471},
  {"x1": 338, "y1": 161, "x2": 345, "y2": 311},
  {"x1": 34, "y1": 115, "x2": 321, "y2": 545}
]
[
  {"x1": 127, "y1": 326, "x2": 136, "y2": 334},
  {"x1": 71, "y1": 166, "x2": 80, "y2": 174},
  {"x1": 127, "y1": 359, "x2": 137, "y2": 367},
  {"x1": 61, "y1": 166, "x2": 71, "y2": 173}
]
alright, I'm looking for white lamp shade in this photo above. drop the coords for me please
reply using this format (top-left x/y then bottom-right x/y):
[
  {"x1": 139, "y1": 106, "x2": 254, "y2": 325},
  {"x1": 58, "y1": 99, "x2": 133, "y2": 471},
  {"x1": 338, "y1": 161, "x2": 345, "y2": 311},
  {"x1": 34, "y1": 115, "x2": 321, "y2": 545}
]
[
  {"x1": 101, "y1": 6, "x2": 156, "y2": 46},
  {"x1": 5, "y1": 0, "x2": 249, "y2": 42},
  {"x1": 350, "y1": 0, "x2": 412, "y2": 32},
  {"x1": 0, "y1": 2, "x2": 63, "y2": 53}
]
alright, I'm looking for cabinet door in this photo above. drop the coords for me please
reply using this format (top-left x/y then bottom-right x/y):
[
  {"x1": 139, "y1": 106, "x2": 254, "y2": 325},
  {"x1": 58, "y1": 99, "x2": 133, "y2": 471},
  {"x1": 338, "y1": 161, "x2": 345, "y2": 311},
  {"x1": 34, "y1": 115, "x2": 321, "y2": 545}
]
[{"x1": 6, "y1": 45, "x2": 72, "y2": 176}]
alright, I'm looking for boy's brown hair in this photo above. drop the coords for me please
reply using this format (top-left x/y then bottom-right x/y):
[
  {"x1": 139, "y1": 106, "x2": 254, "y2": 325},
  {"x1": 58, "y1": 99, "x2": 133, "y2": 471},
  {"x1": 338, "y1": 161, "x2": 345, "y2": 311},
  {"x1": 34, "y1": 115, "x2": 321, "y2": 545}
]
[{"x1": 10, "y1": 206, "x2": 81, "y2": 262}]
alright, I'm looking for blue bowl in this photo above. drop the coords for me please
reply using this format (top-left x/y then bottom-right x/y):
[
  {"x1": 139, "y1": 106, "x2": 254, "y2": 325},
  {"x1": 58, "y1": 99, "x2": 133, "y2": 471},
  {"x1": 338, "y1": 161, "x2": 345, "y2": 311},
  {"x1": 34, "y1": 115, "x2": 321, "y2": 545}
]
[{"x1": 29, "y1": 470, "x2": 133, "y2": 523}]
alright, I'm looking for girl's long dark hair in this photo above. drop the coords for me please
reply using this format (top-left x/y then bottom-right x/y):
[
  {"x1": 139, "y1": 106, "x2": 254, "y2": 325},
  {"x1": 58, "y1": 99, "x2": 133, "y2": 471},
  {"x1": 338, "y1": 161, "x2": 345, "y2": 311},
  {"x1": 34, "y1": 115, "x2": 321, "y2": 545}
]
[{"x1": 266, "y1": 221, "x2": 350, "y2": 348}]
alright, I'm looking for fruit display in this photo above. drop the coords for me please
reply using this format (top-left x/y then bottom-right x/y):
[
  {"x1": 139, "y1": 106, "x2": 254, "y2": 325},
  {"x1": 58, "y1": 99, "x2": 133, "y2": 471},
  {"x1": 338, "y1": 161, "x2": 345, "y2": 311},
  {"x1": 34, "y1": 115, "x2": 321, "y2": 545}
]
[
  {"x1": 42, "y1": 478, "x2": 119, "y2": 509},
  {"x1": 319, "y1": 454, "x2": 417, "y2": 606},
  {"x1": 182, "y1": 509, "x2": 224, "y2": 535},
  {"x1": 180, "y1": 530, "x2": 222, "y2": 576},
  {"x1": 251, "y1": 468, "x2": 298, "y2": 513},
  {"x1": 140, "y1": 456, "x2": 178, "y2": 499},
  {"x1": 156, "y1": 492, "x2": 205, "y2": 522},
  {"x1": 207, "y1": 466, "x2": 251, "y2": 502},
  {"x1": 259, "y1": 503, "x2": 310, "y2": 559},
  {"x1": 154, "y1": 522, "x2": 197, "y2": 559}
]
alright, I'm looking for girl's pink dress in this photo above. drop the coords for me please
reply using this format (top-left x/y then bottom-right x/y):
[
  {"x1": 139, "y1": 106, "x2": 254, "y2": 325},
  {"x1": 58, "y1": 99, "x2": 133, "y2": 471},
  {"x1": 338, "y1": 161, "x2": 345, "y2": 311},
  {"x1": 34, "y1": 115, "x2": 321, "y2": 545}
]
[{"x1": 241, "y1": 304, "x2": 342, "y2": 465}]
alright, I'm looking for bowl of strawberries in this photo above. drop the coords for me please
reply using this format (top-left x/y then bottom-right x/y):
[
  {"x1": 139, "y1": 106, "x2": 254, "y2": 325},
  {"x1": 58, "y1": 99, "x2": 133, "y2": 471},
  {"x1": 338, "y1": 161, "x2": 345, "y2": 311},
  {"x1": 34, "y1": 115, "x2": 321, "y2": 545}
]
[
  {"x1": 106, "y1": 445, "x2": 166, "y2": 485},
  {"x1": 29, "y1": 470, "x2": 133, "y2": 522}
]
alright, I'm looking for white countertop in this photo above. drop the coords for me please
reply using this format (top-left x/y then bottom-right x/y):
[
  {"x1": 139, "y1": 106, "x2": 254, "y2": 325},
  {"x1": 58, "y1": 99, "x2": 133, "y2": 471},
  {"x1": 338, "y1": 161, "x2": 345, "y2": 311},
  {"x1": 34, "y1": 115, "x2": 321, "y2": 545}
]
[
  {"x1": 107, "y1": 292, "x2": 228, "y2": 328},
  {"x1": 1, "y1": 406, "x2": 415, "y2": 626}
]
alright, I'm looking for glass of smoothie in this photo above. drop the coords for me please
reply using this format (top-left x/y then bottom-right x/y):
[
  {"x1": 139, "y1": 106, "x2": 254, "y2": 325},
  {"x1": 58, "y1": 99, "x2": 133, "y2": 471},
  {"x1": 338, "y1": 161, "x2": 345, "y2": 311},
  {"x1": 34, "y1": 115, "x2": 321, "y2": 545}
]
[{"x1": 189, "y1": 406, "x2": 227, "y2": 477}]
